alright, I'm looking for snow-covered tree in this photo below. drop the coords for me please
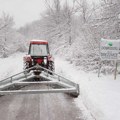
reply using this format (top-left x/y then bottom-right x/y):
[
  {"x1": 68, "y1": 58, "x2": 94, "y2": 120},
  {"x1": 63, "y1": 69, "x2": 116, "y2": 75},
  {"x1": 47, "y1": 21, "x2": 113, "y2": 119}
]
[
  {"x1": 18, "y1": 0, "x2": 120, "y2": 73},
  {"x1": 0, "y1": 12, "x2": 14, "y2": 57},
  {"x1": 0, "y1": 12, "x2": 26, "y2": 57}
]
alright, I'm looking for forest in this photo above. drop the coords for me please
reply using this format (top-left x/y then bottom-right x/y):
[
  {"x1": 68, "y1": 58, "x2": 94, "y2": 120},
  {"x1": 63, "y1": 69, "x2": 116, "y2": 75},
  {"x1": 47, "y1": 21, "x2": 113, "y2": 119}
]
[{"x1": 1, "y1": 0, "x2": 120, "y2": 73}]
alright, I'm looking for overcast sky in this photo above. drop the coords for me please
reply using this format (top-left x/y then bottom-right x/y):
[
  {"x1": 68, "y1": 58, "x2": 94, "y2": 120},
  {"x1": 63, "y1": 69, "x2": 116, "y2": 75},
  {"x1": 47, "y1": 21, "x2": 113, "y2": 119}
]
[
  {"x1": 0, "y1": 0, "x2": 46, "y2": 28},
  {"x1": 0, "y1": 0, "x2": 99, "y2": 28}
]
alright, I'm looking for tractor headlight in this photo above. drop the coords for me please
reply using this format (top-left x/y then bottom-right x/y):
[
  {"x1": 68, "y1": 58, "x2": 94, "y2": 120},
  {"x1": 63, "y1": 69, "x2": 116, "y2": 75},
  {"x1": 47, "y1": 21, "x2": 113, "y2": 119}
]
[
  {"x1": 44, "y1": 57, "x2": 47, "y2": 65},
  {"x1": 32, "y1": 59, "x2": 34, "y2": 65}
]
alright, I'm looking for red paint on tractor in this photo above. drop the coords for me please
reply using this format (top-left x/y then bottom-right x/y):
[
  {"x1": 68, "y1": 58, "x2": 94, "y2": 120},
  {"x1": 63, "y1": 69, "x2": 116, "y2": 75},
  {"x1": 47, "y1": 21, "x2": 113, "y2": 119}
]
[
  {"x1": 36, "y1": 58, "x2": 43, "y2": 64},
  {"x1": 30, "y1": 40, "x2": 48, "y2": 44}
]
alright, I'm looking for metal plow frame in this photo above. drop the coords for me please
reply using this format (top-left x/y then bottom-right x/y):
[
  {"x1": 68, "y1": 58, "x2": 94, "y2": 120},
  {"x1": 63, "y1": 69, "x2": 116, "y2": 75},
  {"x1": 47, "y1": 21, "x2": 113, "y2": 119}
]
[{"x1": 0, "y1": 65, "x2": 80, "y2": 97}]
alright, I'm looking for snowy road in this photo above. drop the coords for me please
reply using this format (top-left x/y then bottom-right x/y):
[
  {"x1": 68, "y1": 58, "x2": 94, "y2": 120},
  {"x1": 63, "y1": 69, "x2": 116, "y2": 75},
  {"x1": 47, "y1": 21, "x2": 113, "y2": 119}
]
[
  {"x1": 0, "y1": 51, "x2": 120, "y2": 120},
  {"x1": 0, "y1": 84, "x2": 85, "y2": 120},
  {"x1": 0, "y1": 53, "x2": 94, "y2": 120}
]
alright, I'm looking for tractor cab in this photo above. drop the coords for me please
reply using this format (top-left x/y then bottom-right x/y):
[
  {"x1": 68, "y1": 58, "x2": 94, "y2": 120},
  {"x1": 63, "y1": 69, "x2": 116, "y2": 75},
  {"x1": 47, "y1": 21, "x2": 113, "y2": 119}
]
[
  {"x1": 23, "y1": 40, "x2": 54, "y2": 73},
  {"x1": 29, "y1": 40, "x2": 49, "y2": 57}
]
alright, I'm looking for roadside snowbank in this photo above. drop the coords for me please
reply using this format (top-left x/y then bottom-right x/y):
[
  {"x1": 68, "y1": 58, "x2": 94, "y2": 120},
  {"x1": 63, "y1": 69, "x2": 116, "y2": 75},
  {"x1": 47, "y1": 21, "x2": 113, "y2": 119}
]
[
  {"x1": 0, "y1": 52, "x2": 24, "y2": 80},
  {"x1": 55, "y1": 57, "x2": 120, "y2": 120}
]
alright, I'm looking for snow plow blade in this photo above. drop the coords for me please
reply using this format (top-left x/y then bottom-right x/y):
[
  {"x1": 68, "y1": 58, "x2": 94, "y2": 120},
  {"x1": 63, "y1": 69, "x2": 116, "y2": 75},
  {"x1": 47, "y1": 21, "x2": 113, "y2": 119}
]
[{"x1": 0, "y1": 65, "x2": 79, "y2": 97}]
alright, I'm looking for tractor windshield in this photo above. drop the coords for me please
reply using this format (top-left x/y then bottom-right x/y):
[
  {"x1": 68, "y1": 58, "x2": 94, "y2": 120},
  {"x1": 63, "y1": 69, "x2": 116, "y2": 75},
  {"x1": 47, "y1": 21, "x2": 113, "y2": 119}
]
[{"x1": 29, "y1": 44, "x2": 48, "y2": 56}]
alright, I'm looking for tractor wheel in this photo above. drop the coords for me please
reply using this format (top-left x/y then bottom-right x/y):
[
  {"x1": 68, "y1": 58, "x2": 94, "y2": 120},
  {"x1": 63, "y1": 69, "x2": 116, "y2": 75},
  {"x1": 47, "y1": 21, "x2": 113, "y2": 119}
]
[
  {"x1": 23, "y1": 61, "x2": 30, "y2": 73},
  {"x1": 48, "y1": 61, "x2": 55, "y2": 74}
]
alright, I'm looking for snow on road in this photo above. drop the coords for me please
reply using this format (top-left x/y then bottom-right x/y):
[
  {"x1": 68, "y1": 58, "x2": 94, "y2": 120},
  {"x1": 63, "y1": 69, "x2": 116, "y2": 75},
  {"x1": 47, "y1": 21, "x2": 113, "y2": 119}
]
[
  {"x1": 1, "y1": 53, "x2": 120, "y2": 120},
  {"x1": 0, "y1": 85, "x2": 83, "y2": 120}
]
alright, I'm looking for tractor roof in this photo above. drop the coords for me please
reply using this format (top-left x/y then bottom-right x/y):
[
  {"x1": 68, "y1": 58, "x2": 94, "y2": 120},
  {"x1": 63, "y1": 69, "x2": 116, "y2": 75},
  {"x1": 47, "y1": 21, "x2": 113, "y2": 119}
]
[{"x1": 30, "y1": 39, "x2": 48, "y2": 44}]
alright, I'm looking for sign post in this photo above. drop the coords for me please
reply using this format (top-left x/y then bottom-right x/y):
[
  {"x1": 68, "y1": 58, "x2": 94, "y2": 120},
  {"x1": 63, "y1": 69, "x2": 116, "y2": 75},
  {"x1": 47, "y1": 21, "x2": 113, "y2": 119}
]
[
  {"x1": 98, "y1": 60, "x2": 102, "y2": 77},
  {"x1": 99, "y1": 38, "x2": 119, "y2": 79},
  {"x1": 114, "y1": 60, "x2": 118, "y2": 80}
]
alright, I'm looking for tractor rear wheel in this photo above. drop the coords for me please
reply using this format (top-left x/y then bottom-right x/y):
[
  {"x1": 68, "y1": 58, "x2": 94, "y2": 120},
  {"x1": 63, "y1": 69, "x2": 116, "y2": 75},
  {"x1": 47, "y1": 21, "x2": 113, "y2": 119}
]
[
  {"x1": 48, "y1": 61, "x2": 55, "y2": 74},
  {"x1": 23, "y1": 61, "x2": 30, "y2": 73}
]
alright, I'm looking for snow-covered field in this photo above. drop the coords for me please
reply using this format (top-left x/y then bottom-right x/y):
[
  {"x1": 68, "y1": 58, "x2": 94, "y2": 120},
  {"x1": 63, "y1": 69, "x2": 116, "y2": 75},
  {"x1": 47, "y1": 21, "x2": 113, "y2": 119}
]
[{"x1": 0, "y1": 53, "x2": 120, "y2": 120}]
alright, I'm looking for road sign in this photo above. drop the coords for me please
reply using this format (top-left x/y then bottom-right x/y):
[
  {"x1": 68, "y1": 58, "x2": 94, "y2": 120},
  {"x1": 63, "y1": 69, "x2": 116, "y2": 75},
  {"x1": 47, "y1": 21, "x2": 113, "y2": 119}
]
[{"x1": 100, "y1": 38, "x2": 120, "y2": 60}]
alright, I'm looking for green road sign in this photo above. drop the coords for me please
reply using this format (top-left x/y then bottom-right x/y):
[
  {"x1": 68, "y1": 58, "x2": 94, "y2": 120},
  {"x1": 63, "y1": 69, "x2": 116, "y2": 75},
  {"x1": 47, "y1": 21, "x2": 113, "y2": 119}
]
[
  {"x1": 100, "y1": 39, "x2": 119, "y2": 60},
  {"x1": 108, "y1": 42, "x2": 113, "y2": 46}
]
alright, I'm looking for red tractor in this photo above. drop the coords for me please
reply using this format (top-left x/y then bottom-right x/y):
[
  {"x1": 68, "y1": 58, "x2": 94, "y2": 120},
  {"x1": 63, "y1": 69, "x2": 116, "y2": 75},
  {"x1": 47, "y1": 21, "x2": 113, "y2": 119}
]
[{"x1": 23, "y1": 40, "x2": 54, "y2": 74}]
